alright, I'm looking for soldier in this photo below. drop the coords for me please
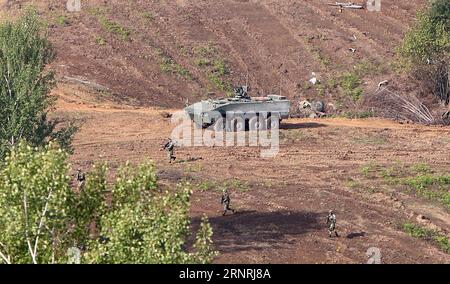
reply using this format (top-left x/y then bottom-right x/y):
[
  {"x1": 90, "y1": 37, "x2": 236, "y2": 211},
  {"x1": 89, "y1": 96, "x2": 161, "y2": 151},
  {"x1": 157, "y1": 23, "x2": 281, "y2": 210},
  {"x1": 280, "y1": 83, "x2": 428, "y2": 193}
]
[
  {"x1": 326, "y1": 210, "x2": 339, "y2": 237},
  {"x1": 76, "y1": 169, "x2": 86, "y2": 190},
  {"x1": 163, "y1": 138, "x2": 176, "y2": 163},
  {"x1": 221, "y1": 189, "x2": 235, "y2": 216}
]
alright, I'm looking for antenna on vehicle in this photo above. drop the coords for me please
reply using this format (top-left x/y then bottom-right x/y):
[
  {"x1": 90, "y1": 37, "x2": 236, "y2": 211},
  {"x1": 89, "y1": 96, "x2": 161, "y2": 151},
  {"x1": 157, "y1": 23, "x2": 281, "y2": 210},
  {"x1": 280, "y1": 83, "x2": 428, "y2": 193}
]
[{"x1": 279, "y1": 77, "x2": 282, "y2": 96}]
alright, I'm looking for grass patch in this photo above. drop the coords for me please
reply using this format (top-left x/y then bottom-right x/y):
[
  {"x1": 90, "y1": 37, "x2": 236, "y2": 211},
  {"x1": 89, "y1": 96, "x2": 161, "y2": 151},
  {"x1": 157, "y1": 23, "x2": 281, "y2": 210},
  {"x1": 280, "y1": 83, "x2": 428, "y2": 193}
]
[
  {"x1": 194, "y1": 178, "x2": 250, "y2": 193},
  {"x1": 142, "y1": 11, "x2": 155, "y2": 22},
  {"x1": 196, "y1": 58, "x2": 211, "y2": 67},
  {"x1": 196, "y1": 180, "x2": 218, "y2": 192},
  {"x1": 155, "y1": 48, "x2": 193, "y2": 80},
  {"x1": 194, "y1": 44, "x2": 217, "y2": 57},
  {"x1": 56, "y1": 15, "x2": 70, "y2": 26},
  {"x1": 399, "y1": 174, "x2": 450, "y2": 210},
  {"x1": 228, "y1": 179, "x2": 250, "y2": 192},
  {"x1": 194, "y1": 43, "x2": 233, "y2": 95},
  {"x1": 360, "y1": 162, "x2": 450, "y2": 210},
  {"x1": 207, "y1": 73, "x2": 232, "y2": 93},
  {"x1": 354, "y1": 60, "x2": 386, "y2": 77},
  {"x1": 361, "y1": 163, "x2": 380, "y2": 178},
  {"x1": 404, "y1": 223, "x2": 450, "y2": 254},
  {"x1": 212, "y1": 59, "x2": 229, "y2": 76},
  {"x1": 98, "y1": 16, "x2": 132, "y2": 41},
  {"x1": 303, "y1": 36, "x2": 333, "y2": 69},
  {"x1": 95, "y1": 36, "x2": 107, "y2": 46},
  {"x1": 352, "y1": 134, "x2": 387, "y2": 145},
  {"x1": 184, "y1": 163, "x2": 204, "y2": 173},
  {"x1": 411, "y1": 163, "x2": 433, "y2": 175},
  {"x1": 401, "y1": 174, "x2": 450, "y2": 190},
  {"x1": 339, "y1": 72, "x2": 363, "y2": 101},
  {"x1": 347, "y1": 178, "x2": 361, "y2": 189}
]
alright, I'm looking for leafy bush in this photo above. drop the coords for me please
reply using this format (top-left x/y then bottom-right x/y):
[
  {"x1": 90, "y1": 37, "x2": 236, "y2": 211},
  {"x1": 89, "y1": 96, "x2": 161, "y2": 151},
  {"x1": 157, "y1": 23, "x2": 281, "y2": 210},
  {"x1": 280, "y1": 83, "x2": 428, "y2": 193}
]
[
  {"x1": 398, "y1": 0, "x2": 450, "y2": 105},
  {"x1": 0, "y1": 143, "x2": 217, "y2": 264}
]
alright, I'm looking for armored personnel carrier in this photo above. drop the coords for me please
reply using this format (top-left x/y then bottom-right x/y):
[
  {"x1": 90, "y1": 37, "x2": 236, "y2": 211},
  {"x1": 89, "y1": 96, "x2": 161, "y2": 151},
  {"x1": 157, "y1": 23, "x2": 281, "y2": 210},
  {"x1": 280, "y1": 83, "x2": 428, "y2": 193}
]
[{"x1": 184, "y1": 86, "x2": 291, "y2": 130}]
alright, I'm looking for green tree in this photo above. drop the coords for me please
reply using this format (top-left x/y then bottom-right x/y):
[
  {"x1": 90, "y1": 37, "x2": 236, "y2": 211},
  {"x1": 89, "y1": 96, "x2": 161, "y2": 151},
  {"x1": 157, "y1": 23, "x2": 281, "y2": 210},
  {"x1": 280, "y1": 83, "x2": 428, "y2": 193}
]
[
  {"x1": 84, "y1": 163, "x2": 217, "y2": 264},
  {"x1": 0, "y1": 10, "x2": 77, "y2": 159},
  {"x1": 0, "y1": 143, "x2": 75, "y2": 264},
  {"x1": 0, "y1": 143, "x2": 216, "y2": 264},
  {"x1": 399, "y1": 0, "x2": 450, "y2": 105}
]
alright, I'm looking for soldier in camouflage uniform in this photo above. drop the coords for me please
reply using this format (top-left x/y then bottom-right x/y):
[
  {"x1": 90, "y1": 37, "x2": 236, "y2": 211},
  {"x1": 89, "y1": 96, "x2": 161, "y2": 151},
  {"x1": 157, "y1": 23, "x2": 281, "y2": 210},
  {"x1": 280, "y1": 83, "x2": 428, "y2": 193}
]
[
  {"x1": 76, "y1": 169, "x2": 86, "y2": 191},
  {"x1": 163, "y1": 138, "x2": 176, "y2": 163},
  {"x1": 326, "y1": 210, "x2": 339, "y2": 237},
  {"x1": 221, "y1": 189, "x2": 235, "y2": 216}
]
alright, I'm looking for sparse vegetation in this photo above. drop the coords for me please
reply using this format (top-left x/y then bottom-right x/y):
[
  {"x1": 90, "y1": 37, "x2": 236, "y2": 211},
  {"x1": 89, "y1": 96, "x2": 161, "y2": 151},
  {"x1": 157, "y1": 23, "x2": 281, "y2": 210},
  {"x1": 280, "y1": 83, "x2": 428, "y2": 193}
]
[
  {"x1": 56, "y1": 15, "x2": 70, "y2": 27},
  {"x1": 155, "y1": 47, "x2": 193, "y2": 80},
  {"x1": 98, "y1": 16, "x2": 132, "y2": 41},
  {"x1": 194, "y1": 43, "x2": 233, "y2": 95},
  {"x1": 352, "y1": 134, "x2": 387, "y2": 145},
  {"x1": 193, "y1": 178, "x2": 250, "y2": 193},
  {"x1": 304, "y1": 36, "x2": 333, "y2": 69},
  {"x1": 411, "y1": 163, "x2": 433, "y2": 175},
  {"x1": 360, "y1": 162, "x2": 450, "y2": 210},
  {"x1": 95, "y1": 36, "x2": 107, "y2": 46},
  {"x1": 400, "y1": 174, "x2": 450, "y2": 210},
  {"x1": 339, "y1": 72, "x2": 364, "y2": 102},
  {"x1": 354, "y1": 60, "x2": 386, "y2": 77},
  {"x1": 403, "y1": 223, "x2": 450, "y2": 254},
  {"x1": 142, "y1": 11, "x2": 155, "y2": 22}
]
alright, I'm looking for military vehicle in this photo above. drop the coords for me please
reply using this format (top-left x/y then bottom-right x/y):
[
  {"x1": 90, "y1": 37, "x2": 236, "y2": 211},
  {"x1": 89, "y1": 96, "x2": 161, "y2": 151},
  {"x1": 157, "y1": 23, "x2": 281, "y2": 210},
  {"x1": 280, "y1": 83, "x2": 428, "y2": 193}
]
[{"x1": 184, "y1": 86, "x2": 291, "y2": 130}]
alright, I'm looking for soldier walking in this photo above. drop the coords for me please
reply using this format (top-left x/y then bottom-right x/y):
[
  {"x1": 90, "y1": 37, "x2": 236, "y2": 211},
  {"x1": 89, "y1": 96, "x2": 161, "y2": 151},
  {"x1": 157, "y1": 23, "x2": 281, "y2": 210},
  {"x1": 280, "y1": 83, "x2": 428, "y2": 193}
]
[
  {"x1": 76, "y1": 169, "x2": 86, "y2": 191},
  {"x1": 221, "y1": 189, "x2": 235, "y2": 216},
  {"x1": 326, "y1": 210, "x2": 339, "y2": 237},
  {"x1": 163, "y1": 138, "x2": 176, "y2": 163}
]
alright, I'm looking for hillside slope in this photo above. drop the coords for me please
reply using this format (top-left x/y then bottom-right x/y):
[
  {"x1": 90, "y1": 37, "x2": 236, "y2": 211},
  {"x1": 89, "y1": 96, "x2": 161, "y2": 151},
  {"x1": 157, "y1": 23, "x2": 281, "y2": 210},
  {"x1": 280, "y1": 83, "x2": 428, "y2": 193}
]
[{"x1": 1, "y1": 0, "x2": 426, "y2": 108}]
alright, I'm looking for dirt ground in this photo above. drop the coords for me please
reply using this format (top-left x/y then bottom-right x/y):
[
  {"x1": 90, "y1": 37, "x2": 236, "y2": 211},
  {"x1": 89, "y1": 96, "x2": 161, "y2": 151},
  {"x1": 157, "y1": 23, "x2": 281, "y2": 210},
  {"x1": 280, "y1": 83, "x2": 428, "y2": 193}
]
[{"x1": 55, "y1": 85, "x2": 450, "y2": 264}]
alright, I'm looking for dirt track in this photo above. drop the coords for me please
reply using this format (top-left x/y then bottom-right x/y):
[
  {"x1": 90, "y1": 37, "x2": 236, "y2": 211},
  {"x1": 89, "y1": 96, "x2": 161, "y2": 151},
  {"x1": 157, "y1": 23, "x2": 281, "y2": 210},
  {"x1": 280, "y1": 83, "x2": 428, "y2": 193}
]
[{"x1": 56, "y1": 88, "x2": 450, "y2": 264}]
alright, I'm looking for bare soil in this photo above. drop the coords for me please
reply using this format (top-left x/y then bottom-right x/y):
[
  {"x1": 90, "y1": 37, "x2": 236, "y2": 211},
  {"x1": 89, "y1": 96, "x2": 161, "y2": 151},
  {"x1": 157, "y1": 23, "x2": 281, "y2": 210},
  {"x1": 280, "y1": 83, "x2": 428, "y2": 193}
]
[{"x1": 0, "y1": 0, "x2": 431, "y2": 109}]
